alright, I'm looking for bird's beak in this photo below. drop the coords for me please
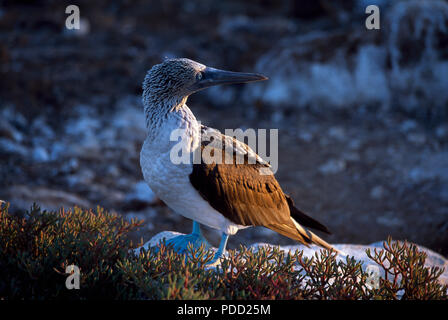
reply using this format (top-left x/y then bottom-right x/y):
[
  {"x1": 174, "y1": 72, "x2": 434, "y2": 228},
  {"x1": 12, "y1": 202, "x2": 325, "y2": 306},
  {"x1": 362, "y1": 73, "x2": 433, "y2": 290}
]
[{"x1": 194, "y1": 67, "x2": 268, "y2": 91}]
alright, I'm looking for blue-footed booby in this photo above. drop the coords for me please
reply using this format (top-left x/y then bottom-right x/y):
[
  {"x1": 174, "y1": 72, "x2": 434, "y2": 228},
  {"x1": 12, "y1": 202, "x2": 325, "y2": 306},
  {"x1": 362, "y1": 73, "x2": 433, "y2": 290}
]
[{"x1": 140, "y1": 58, "x2": 335, "y2": 264}]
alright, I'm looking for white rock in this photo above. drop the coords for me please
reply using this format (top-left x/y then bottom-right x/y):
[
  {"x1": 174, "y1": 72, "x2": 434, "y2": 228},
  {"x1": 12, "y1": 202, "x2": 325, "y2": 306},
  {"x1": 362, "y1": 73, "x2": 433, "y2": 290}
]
[
  {"x1": 328, "y1": 127, "x2": 346, "y2": 141},
  {"x1": 0, "y1": 118, "x2": 23, "y2": 142},
  {"x1": 407, "y1": 133, "x2": 426, "y2": 145},
  {"x1": 32, "y1": 146, "x2": 50, "y2": 163},
  {"x1": 319, "y1": 159, "x2": 346, "y2": 175},
  {"x1": 400, "y1": 119, "x2": 418, "y2": 132},
  {"x1": 138, "y1": 231, "x2": 448, "y2": 286},
  {"x1": 436, "y1": 125, "x2": 448, "y2": 139},
  {"x1": 0, "y1": 138, "x2": 28, "y2": 156},
  {"x1": 375, "y1": 214, "x2": 404, "y2": 227}
]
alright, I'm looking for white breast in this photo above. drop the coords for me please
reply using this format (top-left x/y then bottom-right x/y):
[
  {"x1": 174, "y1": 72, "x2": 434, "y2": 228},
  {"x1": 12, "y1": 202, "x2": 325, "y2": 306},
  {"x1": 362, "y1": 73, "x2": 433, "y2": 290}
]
[{"x1": 140, "y1": 108, "x2": 244, "y2": 235}]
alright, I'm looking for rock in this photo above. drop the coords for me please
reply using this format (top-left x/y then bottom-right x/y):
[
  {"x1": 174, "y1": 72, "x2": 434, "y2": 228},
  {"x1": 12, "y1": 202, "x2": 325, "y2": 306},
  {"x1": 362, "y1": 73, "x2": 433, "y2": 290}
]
[
  {"x1": 0, "y1": 107, "x2": 27, "y2": 130},
  {"x1": 125, "y1": 211, "x2": 147, "y2": 222},
  {"x1": 370, "y1": 185, "x2": 385, "y2": 199},
  {"x1": 0, "y1": 118, "x2": 23, "y2": 142},
  {"x1": 140, "y1": 231, "x2": 448, "y2": 286},
  {"x1": 124, "y1": 181, "x2": 158, "y2": 210},
  {"x1": 271, "y1": 111, "x2": 283, "y2": 123},
  {"x1": 0, "y1": 137, "x2": 28, "y2": 157},
  {"x1": 319, "y1": 137, "x2": 330, "y2": 147},
  {"x1": 328, "y1": 126, "x2": 346, "y2": 141},
  {"x1": 32, "y1": 146, "x2": 50, "y2": 163},
  {"x1": 298, "y1": 131, "x2": 313, "y2": 143},
  {"x1": 273, "y1": 241, "x2": 448, "y2": 286},
  {"x1": 65, "y1": 117, "x2": 101, "y2": 154},
  {"x1": 348, "y1": 139, "x2": 363, "y2": 150},
  {"x1": 243, "y1": 0, "x2": 448, "y2": 116},
  {"x1": 31, "y1": 117, "x2": 54, "y2": 140},
  {"x1": 435, "y1": 125, "x2": 448, "y2": 141},
  {"x1": 407, "y1": 151, "x2": 448, "y2": 183},
  {"x1": 113, "y1": 96, "x2": 145, "y2": 129},
  {"x1": 386, "y1": 0, "x2": 448, "y2": 115},
  {"x1": 126, "y1": 208, "x2": 157, "y2": 221},
  {"x1": 65, "y1": 169, "x2": 95, "y2": 187},
  {"x1": 400, "y1": 119, "x2": 418, "y2": 132},
  {"x1": 204, "y1": 86, "x2": 237, "y2": 107},
  {"x1": 407, "y1": 133, "x2": 426, "y2": 145},
  {"x1": 4, "y1": 185, "x2": 92, "y2": 213},
  {"x1": 49, "y1": 142, "x2": 67, "y2": 161},
  {"x1": 342, "y1": 151, "x2": 360, "y2": 162},
  {"x1": 63, "y1": 17, "x2": 90, "y2": 37},
  {"x1": 66, "y1": 116, "x2": 99, "y2": 136},
  {"x1": 375, "y1": 214, "x2": 404, "y2": 227},
  {"x1": 60, "y1": 158, "x2": 80, "y2": 173},
  {"x1": 244, "y1": 33, "x2": 389, "y2": 110},
  {"x1": 319, "y1": 159, "x2": 346, "y2": 175},
  {"x1": 126, "y1": 209, "x2": 157, "y2": 230}
]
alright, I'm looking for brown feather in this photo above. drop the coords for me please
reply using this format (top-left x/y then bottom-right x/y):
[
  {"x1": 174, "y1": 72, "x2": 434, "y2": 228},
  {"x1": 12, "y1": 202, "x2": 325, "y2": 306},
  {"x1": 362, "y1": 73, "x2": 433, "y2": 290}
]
[
  {"x1": 189, "y1": 127, "x2": 335, "y2": 251},
  {"x1": 285, "y1": 195, "x2": 331, "y2": 234}
]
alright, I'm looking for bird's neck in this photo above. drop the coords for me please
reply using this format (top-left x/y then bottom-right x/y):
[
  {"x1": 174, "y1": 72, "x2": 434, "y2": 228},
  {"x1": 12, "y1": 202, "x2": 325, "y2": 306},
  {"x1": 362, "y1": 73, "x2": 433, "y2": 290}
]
[{"x1": 143, "y1": 93, "x2": 196, "y2": 139}]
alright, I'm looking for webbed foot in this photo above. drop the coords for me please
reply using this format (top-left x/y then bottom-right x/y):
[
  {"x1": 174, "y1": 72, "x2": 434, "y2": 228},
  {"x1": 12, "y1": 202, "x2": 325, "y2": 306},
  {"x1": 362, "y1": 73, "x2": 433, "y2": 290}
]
[{"x1": 165, "y1": 232, "x2": 211, "y2": 254}]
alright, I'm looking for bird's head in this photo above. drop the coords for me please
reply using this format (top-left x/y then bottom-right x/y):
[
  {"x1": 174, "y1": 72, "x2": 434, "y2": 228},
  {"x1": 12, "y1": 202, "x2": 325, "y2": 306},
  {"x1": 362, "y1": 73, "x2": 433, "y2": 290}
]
[{"x1": 143, "y1": 58, "x2": 267, "y2": 104}]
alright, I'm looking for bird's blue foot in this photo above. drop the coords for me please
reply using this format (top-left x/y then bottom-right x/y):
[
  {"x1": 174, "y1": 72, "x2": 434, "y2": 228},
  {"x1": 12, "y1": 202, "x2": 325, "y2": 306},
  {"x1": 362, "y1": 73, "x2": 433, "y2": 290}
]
[
  {"x1": 160, "y1": 221, "x2": 211, "y2": 255},
  {"x1": 165, "y1": 232, "x2": 211, "y2": 254},
  {"x1": 154, "y1": 222, "x2": 229, "y2": 267}
]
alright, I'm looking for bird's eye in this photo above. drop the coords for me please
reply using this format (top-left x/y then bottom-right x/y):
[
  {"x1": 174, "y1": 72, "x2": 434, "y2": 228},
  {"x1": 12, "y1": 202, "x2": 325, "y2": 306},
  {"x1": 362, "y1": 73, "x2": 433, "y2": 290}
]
[{"x1": 196, "y1": 72, "x2": 203, "y2": 81}]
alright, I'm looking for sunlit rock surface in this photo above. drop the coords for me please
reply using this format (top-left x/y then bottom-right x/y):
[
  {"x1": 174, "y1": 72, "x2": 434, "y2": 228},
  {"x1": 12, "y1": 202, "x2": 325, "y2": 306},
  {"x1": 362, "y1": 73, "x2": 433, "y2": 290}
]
[
  {"x1": 244, "y1": 0, "x2": 448, "y2": 115},
  {"x1": 140, "y1": 231, "x2": 448, "y2": 286}
]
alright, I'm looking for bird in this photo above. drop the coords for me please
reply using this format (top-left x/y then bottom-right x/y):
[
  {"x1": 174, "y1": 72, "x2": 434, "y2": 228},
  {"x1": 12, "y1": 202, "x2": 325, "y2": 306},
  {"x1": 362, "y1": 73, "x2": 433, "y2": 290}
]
[{"x1": 140, "y1": 58, "x2": 336, "y2": 264}]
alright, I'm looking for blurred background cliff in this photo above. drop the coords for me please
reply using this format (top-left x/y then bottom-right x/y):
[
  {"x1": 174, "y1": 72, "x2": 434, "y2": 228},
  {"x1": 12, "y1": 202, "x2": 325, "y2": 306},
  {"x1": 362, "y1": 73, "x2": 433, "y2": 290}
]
[{"x1": 0, "y1": 0, "x2": 447, "y2": 255}]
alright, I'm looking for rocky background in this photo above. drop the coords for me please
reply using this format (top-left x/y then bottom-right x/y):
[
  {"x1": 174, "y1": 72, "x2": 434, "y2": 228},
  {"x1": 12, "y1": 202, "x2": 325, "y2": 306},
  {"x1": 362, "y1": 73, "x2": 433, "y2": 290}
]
[{"x1": 0, "y1": 0, "x2": 447, "y2": 255}]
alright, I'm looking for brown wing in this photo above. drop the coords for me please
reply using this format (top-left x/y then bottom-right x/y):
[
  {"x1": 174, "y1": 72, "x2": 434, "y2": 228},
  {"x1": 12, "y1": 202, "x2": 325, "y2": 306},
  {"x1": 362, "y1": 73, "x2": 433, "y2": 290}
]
[
  {"x1": 190, "y1": 155, "x2": 290, "y2": 227},
  {"x1": 189, "y1": 127, "x2": 313, "y2": 244}
]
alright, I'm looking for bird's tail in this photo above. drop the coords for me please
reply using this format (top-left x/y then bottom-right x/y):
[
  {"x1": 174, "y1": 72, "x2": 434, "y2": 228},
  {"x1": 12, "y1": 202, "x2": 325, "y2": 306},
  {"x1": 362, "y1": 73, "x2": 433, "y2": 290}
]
[
  {"x1": 267, "y1": 219, "x2": 340, "y2": 254},
  {"x1": 290, "y1": 218, "x2": 340, "y2": 254},
  {"x1": 285, "y1": 195, "x2": 331, "y2": 234}
]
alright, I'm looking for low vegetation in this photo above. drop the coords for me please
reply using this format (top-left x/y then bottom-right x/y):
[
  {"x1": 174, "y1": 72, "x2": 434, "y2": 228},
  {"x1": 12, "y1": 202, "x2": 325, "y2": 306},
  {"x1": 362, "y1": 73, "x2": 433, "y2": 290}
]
[{"x1": 0, "y1": 203, "x2": 446, "y2": 300}]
